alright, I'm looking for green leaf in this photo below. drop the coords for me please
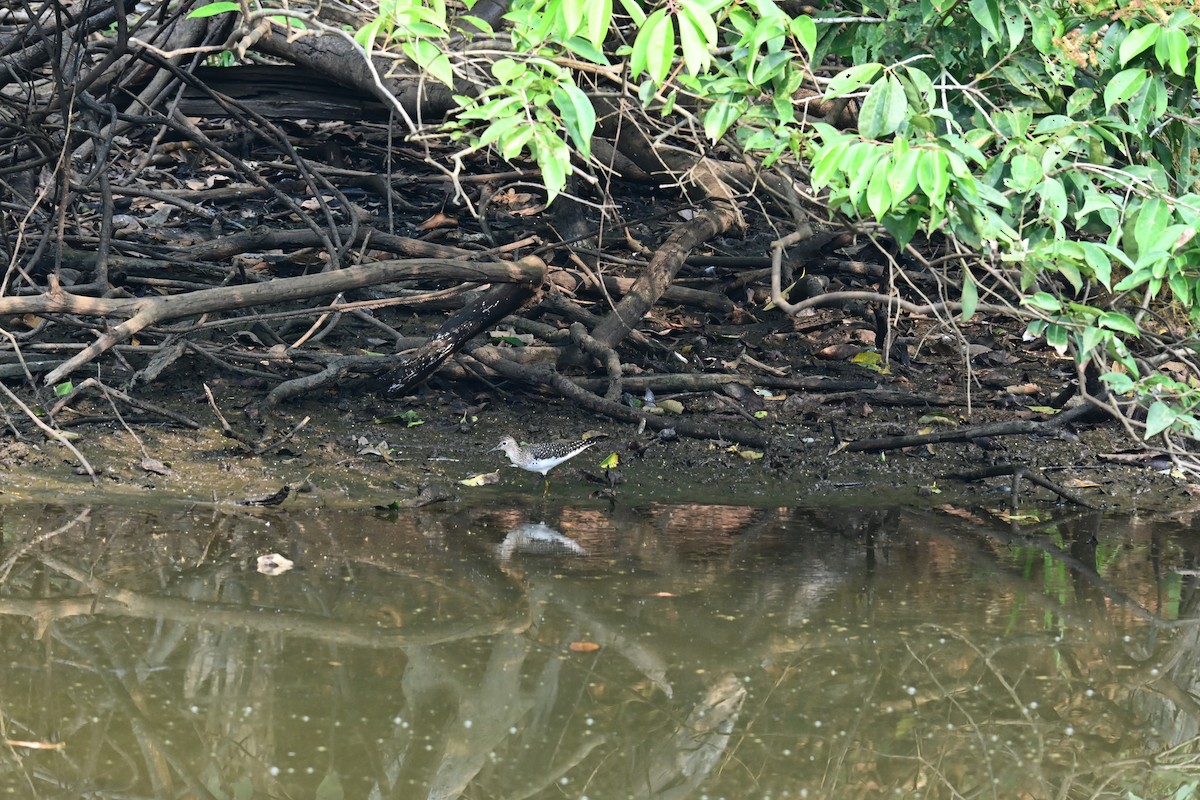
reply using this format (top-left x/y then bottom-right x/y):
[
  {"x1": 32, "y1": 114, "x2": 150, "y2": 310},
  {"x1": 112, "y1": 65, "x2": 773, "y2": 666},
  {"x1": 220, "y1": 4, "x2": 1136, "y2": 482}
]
[
  {"x1": 1118, "y1": 23, "x2": 1160, "y2": 66},
  {"x1": 457, "y1": 15, "x2": 494, "y2": 34},
  {"x1": 847, "y1": 148, "x2": 886, "y2": 207},
  {"x1": 1100, "y1": 371, "x2": 1135, "y2": 394},
  {"x1": 917, "y1": 149, "x2": 949, "y2": 208},
  {"x1": 1134, "y1": 197, "x2": 1172, "y2": 253},
  {"x1": 960, "y1": 269, "x2": 978, "y2": 321},
  {"x1": 561, "y1": 0, "x2": 586, "y2": 38},
  {"x1": 554, "y1": 83, "x2": 596, "y2": 155},
  {"x1": 790, "y1": 15, "x2": 816, "y2": 58},
  {"x1": 1067, "y1": 88, "x2": 1096, "y2": 117},
  {"x1": 53, "y1": 381, "x2": 74, "y2": 397},
  {"x1": 188, "y1": 1, "x2": 239, "y2": 18},
  {"x1": 889, "y1": 147, "x2": 921, "y2": 202},
  {"x1": 865, "y1": 158, "x2": 893, "y2": 219},
  {"x1": 1099, "y1": 311, "x2": 1139, "y2": 335},
  {"x1": 882, "y1": 209, "x2": 922, "y2": 247},
  {"x1": 1158, "y1": 26, "x2": 1190, "y2": 76},
  {"x1": 1104, "y1": 68, "x2": 1148, "y2": 108},
  {"x1": 677, "y1": 2, "x2": 712, "y2": 75},
  {"x1": 1081, "y1": 242, "x2": 1113, "y2": 289},
  {"x1": 645, "y1": 11, "x2": 676, "y2": 83},
  {"x1": 615, "y1": 0, "x2": 646, "y2": 25},
  {"x1": 1025, "y1": 292, "x2": 1062, "y2": 312},
  {"x1": 499, "y1": 124, "x2": 534, "y2": 160},
  {"x1": 1079, "y1": 324, "x2": 1107, "y2": 357},
  {"x1": 703, "y1": 95, "x2": 743, "y2": 142},
  {"x1": 403, "y1": 40, "x2": 453, "y2": 87},
  {"x1": 1144, "y1": 400, "x2": 1176, "y2": 438},
  {"x1": 679, "y1": 0, "x2": 718, "y2": 47},
  {"x1": 1169, "y1": 269, "x2": 1191, "y2": 305},
  {"x1": 533, "y1": 130, "x2": 570, "y2": 202},
  {"x1": 561, "y1": 36, "x2": 610, "y2": 64},
  {"x1": 1113, "y1": 269, "x2": 1151, "y2": 292},
  {"x1": 630, "y1": 9, "x2": 667, "y2": 80},
  {"x1": 968, "y1": 0, "x2": 1002, "y2": 50},
  {"x1": 491, "y1": 58, "x2": 524, "y2": 83},
  {"x1": 1045, "y1": 323, "x2": 1069, "y2": 354},
  {"x1": 585, "y1": 0, "x2": 613, "y2": 46},
  {"x1": 858, "y1": 74, "x2": 908, "y2": 139},
  {"x1": 824, "y1": 63, "x2": 882, "y2": 99},
  {"x1": 355, "y1": 16, "x2": 385, "y2": 47},
  {"x1": 378, "y1": 409, "x2": 426, "y2": 427},
  {"x1": 1039, "y1": 177, "x2": 1068, "y2": 223},
  {"x1": 809, "y1": 140, "x2": 849, "y2": 191},
  {"x1": 268, "y1": 14, "x2": 306, "y2": 29},
  {"x1": 1007, "y1": 153, "x2": 1043, "y2": 192},
  {"x1": 900, "y1": 66, "x2": 935, "y2": 109}
]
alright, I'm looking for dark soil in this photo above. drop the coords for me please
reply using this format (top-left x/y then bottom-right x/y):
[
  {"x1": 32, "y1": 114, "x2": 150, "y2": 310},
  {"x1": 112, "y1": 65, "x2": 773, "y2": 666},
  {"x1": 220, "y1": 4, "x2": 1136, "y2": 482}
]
[{"x1": 2, "y1": 315, "x2": 1182, "y2": 515}]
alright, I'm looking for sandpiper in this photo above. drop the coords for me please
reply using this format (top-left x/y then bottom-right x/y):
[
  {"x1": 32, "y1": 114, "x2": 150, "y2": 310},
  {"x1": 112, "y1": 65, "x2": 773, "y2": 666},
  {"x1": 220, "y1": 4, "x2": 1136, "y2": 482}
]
[{"x1": 492, "y1": 436, "x2": 594, "y2": 486}]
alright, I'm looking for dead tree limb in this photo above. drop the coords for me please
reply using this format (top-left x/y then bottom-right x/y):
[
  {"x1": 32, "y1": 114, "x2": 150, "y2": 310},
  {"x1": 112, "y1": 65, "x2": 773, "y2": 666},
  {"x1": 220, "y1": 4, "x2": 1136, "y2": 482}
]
[
  {"x1": 944, "y1": 464, "x2": 1093, "y2": 507},
  {"x1": 384, "y1": 257, "x2": 546, "y2": 396},
  {"x1": 592, "y1": 204, "x2": 740, "y2": 348},
  {"x1": 35, "y1": 257, "x2": 544, "y2": 385},
  {"x1": 843, "y1": 402, "x2": 1105, "y2": 452}
]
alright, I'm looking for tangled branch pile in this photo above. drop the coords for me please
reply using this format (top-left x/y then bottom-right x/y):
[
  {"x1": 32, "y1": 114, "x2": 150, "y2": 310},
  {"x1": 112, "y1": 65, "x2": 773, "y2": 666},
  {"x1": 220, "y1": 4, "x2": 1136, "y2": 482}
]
[{"x1": 1, "y1": 0, "x2": 1198, "y2": 473}]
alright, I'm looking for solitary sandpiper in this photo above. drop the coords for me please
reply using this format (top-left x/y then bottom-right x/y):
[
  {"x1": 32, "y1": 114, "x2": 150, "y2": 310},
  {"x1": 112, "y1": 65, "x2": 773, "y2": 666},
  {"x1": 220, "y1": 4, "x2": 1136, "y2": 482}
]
[{"x1": 492, "y1": 436, "x2": 594, "y2": 487}]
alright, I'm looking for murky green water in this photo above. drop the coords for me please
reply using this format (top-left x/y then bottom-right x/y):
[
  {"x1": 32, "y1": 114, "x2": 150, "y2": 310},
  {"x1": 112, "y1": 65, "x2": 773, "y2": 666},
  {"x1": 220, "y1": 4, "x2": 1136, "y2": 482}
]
[{"x1": 0, "y1": 497, "x2": 1197, "y2": 798}]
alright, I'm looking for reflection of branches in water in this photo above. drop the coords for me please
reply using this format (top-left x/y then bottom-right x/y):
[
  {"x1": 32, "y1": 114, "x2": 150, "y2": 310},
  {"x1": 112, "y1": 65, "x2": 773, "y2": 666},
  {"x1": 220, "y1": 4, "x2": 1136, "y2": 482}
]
[
  {"x1": 0, "y1": 503, "x2": 1196, "y2": 797},
  {"x1": 0, "y1": 507, "x2": 91, "y2": 584},
  {"x1": 9, "y1": 553, "x2": 528, "y2": 649},
  {"x1": 929, "y1": 509, "x2": 1168, "y2": 625},
  {"x1": 642, "y1": 672, "x2": 746, "y2": 799},
  {"x1": 902, "y1": 631, "x2": 1007, "y2": 799},
  {"x1": 0, "y1": 532, "x2": 703, "y2": 799},
  {"x1": 0, "y1": 539, "x2": 532, "y2": 796}
]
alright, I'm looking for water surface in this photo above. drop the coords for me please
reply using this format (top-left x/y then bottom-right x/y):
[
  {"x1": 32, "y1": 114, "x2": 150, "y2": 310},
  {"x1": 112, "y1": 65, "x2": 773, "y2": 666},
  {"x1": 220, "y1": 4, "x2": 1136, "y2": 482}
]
[{"x1": 0, "y1": 498, "x2": 1196, "y2": 798}]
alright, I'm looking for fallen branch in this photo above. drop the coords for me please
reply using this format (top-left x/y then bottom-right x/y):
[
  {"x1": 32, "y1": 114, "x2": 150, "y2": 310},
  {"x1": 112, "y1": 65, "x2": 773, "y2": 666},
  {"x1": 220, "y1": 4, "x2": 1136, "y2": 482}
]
[
  {"x1": 384, "y1": 258, "x2": 546, "y2": 396},
  {"x1": 943, "y1": 464, "x2": 1093, "y2": 507},
  {"x1": 842, "y1": 402, "x2": 1103, "y2": 452},
  {"x1": 592, "y1": 204, "x2": 740, "y2": 348},
  {"x1": 33, "y1": 257, "x2": 543, "y2": 385}
]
